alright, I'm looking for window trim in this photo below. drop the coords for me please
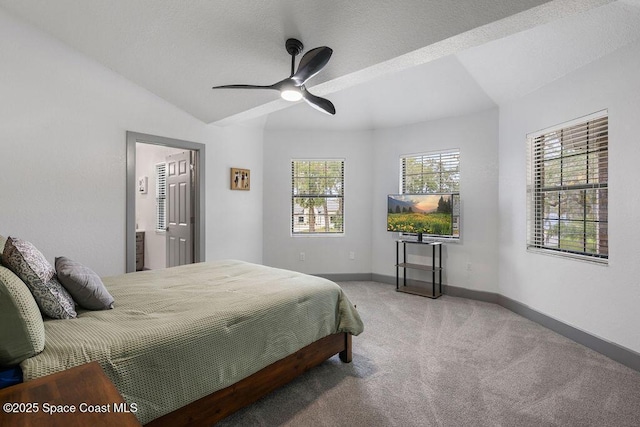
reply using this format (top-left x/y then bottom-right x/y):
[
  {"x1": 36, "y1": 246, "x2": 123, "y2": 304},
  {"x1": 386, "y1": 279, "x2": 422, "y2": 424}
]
[
  {"x1": 526, "y1": 110, "x2": 608, "y2": 264},
  {"x1": 291, "y1": 158, "x2": 345, "y2": 237}
]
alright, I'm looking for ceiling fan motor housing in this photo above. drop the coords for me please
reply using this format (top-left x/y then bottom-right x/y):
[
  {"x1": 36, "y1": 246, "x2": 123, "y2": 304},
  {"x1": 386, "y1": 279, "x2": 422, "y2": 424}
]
[{"x1": 285, "y1": 38, "x2": 304, "y2": 56}]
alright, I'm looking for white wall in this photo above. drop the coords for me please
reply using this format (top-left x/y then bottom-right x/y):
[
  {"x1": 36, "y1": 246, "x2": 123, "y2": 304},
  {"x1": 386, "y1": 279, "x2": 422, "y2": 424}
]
[
  {"x1": 206, "y1": 124, "x2": 264, "y2": 264},
  {"x1": 262, "y1": 129, "x2": 373, "y2": 275},
  {"x1": 0, "y1": 9, "x2": 264, "y2": 275},
  {"x1": 263, "y1": 109, "x2": 499, "y2": 290},
  {"x1": 498, "y1": 38, "x2": 640, "y2": 353},
  {"x1": 371, "y1": 109, "x2": 500, "y2": 292}
]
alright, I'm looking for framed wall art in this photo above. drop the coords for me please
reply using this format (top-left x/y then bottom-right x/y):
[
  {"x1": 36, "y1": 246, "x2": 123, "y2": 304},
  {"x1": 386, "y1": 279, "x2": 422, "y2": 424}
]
[{"x1": 230, "y1": 168, "x2": 250, "y2": 190}]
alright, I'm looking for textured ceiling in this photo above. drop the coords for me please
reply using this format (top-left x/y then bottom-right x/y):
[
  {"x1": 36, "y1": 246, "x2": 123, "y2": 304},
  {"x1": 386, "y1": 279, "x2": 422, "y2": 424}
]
[
  {"x1": 265, "y1": 55, "x2": 498, "y2": 131},
  {"x1": 458, "y1": 0, "x2": 640, "y2": 106},
  {"x1": 2, "y1": 0, "x2": 637, "y2": 129},
  {"x1": 266, "y1": 0, "x2": 640, "y2": 130}
]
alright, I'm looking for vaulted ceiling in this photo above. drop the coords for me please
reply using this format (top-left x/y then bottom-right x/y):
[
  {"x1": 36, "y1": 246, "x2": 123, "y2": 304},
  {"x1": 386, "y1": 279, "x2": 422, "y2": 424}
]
[{"x1": 1, "y1": 0, "x2": 639, "y2": 130}]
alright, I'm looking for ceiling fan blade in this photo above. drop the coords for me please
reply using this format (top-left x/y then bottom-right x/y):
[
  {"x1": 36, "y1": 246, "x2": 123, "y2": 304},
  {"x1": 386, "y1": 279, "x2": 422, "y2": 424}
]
[
  {"x1": 212, "y1": 84, "x2": 278, "y2": 90},
  {"x1": 302, "y1": 90, "x2": 335, "y2": 115},
  {"x1": 291, "y1": 47, "x2": 332, "y2": 86}
]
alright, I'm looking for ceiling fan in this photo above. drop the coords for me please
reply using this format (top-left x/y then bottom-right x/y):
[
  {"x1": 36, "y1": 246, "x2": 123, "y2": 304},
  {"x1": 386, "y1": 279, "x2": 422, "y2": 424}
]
[{"x1": 212, "y1": 38, "x2": 335, "y2": 115}]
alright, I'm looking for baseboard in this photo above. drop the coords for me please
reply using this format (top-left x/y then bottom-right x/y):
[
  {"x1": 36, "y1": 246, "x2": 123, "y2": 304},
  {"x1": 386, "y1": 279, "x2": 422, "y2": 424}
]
[
  {"x1": 346, "y1": 274, "x2": 640, "y2": 372},
  {"x1": 315, "y1": 273, "x2": 374, "y2": 282},
  {"x1": 442, "y1": 284, "x2": 499, "y2": 304},
  {"x1": 497, "y1": 294, "x2": 640, "y2": 372},
  {"x1": 371, "y1": 273, "x2": 394, "y2": 285},
  {"x1": 371, "y1": 274, "x2": 499, "y2": 303}
]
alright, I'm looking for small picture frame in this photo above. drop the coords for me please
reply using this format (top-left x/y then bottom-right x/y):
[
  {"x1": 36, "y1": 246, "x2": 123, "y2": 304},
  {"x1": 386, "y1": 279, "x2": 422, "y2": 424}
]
[
  {"x1": 137, "y1": 176, "x2": 148, "y2": 194},
  {"x1": 230, "y1": 168, "x2": 250, "y2": 190}
]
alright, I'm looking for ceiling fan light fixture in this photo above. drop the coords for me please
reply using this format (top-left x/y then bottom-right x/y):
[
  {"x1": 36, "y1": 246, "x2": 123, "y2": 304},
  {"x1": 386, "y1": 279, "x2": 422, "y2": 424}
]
[
  {"x1": 212, "y1": 38, "x2": 335, "y2": 114},
  {"x1": 280, "y1": 88, "x2": 303, "y2": 102}
]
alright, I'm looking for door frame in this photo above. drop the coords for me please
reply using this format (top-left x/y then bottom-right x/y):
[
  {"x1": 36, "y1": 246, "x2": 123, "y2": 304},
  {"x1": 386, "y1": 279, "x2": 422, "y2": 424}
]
[{"x1": 125, "y1": 131, "x2": 206, "y2": 273}]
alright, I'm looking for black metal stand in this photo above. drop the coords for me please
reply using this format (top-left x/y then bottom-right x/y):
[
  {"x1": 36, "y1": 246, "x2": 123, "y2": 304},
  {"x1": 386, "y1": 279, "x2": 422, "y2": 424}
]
[{"x1": 395, "y1": 239, "x2": 443, "y2": 299}]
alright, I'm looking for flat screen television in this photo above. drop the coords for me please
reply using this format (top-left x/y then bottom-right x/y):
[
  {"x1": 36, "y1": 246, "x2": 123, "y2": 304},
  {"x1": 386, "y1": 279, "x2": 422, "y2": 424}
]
[{"x1": 387, "y1": 193, "x2": 459, "y2": 241}]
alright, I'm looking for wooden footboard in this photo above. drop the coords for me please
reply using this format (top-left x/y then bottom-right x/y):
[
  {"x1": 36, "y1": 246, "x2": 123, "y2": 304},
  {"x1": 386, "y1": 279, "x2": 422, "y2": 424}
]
[{"x1": 146, "y1": 332, "x2": 352, "y2": 427}]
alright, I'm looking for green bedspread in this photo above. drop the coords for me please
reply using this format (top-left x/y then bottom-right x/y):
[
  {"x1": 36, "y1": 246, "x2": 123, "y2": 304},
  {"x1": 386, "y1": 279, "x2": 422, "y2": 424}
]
[{"x1": 20, "y1": 260, "x2": 364, "y2": 424}]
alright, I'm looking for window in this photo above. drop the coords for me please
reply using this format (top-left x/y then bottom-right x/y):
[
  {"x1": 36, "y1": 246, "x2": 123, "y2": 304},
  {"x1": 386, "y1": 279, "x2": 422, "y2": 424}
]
[
  {"x1": 401, "y1": 149, "x2": 460, "y2": 193},
  {"x1": 291, "y1": 159, "x2": 344, "y2": 234},
  {"x1": 155, "y1": 162, "x2": 167, "y2": 233},
  {"x1": 400, "y1": 149, "x2": 461, "y2": 238},
  {"x1": 526, "y1": 112, "x2": 608, "y2": 262}
]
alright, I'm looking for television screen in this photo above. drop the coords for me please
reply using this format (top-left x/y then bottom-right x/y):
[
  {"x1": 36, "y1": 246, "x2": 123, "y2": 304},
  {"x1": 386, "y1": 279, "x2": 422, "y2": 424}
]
[{"x1": 387, "y1": 193, "x2": 458, "y2": 238}]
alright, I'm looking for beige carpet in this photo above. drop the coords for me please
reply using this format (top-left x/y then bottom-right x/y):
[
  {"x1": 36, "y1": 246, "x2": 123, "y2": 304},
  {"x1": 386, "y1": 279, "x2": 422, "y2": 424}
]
[{"x1": 217, "y1": 281, "x2": 640, "y2": 426}]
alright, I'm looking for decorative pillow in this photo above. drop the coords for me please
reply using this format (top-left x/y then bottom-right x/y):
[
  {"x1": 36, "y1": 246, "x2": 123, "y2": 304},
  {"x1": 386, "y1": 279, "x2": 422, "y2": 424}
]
[
  {"x1": 0, "y1": 265, "x2": 46, "y2": 366},
  {"x1": 2, "y1": 237, "x2": 76, "y2": 319},
  {"x1": 55, "y1": 257, "x2": 114, "y2": 310}
]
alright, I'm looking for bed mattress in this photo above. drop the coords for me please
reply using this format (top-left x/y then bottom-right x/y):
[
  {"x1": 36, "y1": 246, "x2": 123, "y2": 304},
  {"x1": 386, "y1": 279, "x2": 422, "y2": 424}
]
[{"x1": 20, "y1": 260, "x2": 364, "y2": 424}]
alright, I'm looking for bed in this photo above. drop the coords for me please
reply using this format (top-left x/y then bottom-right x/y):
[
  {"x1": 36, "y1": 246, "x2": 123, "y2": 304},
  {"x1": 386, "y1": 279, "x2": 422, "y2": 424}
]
[{"x1": 0, "y1": 251, "x2": 364, "y2": 425}]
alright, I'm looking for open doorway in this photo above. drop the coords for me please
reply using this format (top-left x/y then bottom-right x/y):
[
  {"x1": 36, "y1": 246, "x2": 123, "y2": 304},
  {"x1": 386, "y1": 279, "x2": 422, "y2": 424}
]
[
  {"x1": 136, "y1": 144, "x2": 192, "y2": 270},
  {"x1": 126, "y1": 132, "x2": 206, "y2": 273}
]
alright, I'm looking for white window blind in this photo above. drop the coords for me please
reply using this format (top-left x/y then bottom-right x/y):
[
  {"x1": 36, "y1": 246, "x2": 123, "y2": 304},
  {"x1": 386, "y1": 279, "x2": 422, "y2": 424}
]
[
  {"x1": 155, "y1": 162, "x2": 167, "y2": 233},
  {"x1": 401, "y1": 149, "x2": 460, "y2": 193},
  {"x1": 526, "y1": 112, "x2": 608, "y2": 261},
  {"x1": 291, "y1": 159, "x2": 344, "y2": 234},
  {"x1": 400, "y1": 149, "x2": 461, "y2": 238}
]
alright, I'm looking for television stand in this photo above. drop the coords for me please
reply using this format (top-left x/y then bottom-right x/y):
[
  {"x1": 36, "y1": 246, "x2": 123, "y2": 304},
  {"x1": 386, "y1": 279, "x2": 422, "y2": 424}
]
[{"x1": 395, "y1": 239, "x2": 443, "y2": 299}]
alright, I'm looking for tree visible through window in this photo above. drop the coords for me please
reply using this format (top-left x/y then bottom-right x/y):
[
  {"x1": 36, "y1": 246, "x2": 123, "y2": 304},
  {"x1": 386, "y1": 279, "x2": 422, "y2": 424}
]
[
  {"x1": 527, "y1": 112, "x2": 608, "y2": 261},
  {"x1": 291, "y1": 160, "x2": 344, "y2": 234},
  {"x1": 402, "y1": 150, "x2": 460, "y2": 193}
]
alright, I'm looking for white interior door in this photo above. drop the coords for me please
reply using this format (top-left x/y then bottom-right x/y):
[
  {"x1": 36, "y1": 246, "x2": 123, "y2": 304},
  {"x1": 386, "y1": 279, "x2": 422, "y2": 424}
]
[{"x1": 166, "y1": 151, "x2": 193, "y2": 267}]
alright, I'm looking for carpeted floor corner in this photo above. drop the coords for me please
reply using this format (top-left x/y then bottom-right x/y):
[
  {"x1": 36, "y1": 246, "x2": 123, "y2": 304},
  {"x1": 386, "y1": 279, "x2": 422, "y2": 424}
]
[{"x1": 217, "y1": 281, "x2": 640, "y2": 426}]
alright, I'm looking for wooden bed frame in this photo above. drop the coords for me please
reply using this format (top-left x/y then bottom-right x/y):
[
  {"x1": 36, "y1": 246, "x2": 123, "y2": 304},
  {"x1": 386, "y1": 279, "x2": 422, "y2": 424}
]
[{"x1": 145, "y1": 332, "x2": 353, "y2": 426}]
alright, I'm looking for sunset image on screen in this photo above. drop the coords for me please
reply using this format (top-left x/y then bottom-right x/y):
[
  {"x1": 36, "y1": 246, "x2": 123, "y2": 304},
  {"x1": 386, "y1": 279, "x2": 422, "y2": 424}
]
[{"x1": 387, "y1": 194, "x2": 453, "y2": 236}]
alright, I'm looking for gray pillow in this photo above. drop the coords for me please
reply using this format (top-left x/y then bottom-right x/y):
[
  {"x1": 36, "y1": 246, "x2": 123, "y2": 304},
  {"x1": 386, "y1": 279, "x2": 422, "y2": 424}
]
[
  {"x1": 3, "y1": 237, "x2": 77, "y2": 319},
  {"x1": 55, "y1": 257, "x2": 114, "y2": 310}
]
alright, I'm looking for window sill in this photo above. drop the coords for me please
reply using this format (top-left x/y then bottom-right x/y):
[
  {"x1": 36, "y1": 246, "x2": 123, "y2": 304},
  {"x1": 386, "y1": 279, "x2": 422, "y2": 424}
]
[
  {"x1": 291, "y1": 233, "x2": 345, "y2": 238},
  {"x1": 527, "y1": 247, "x2": 608, "y2": 265}
]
